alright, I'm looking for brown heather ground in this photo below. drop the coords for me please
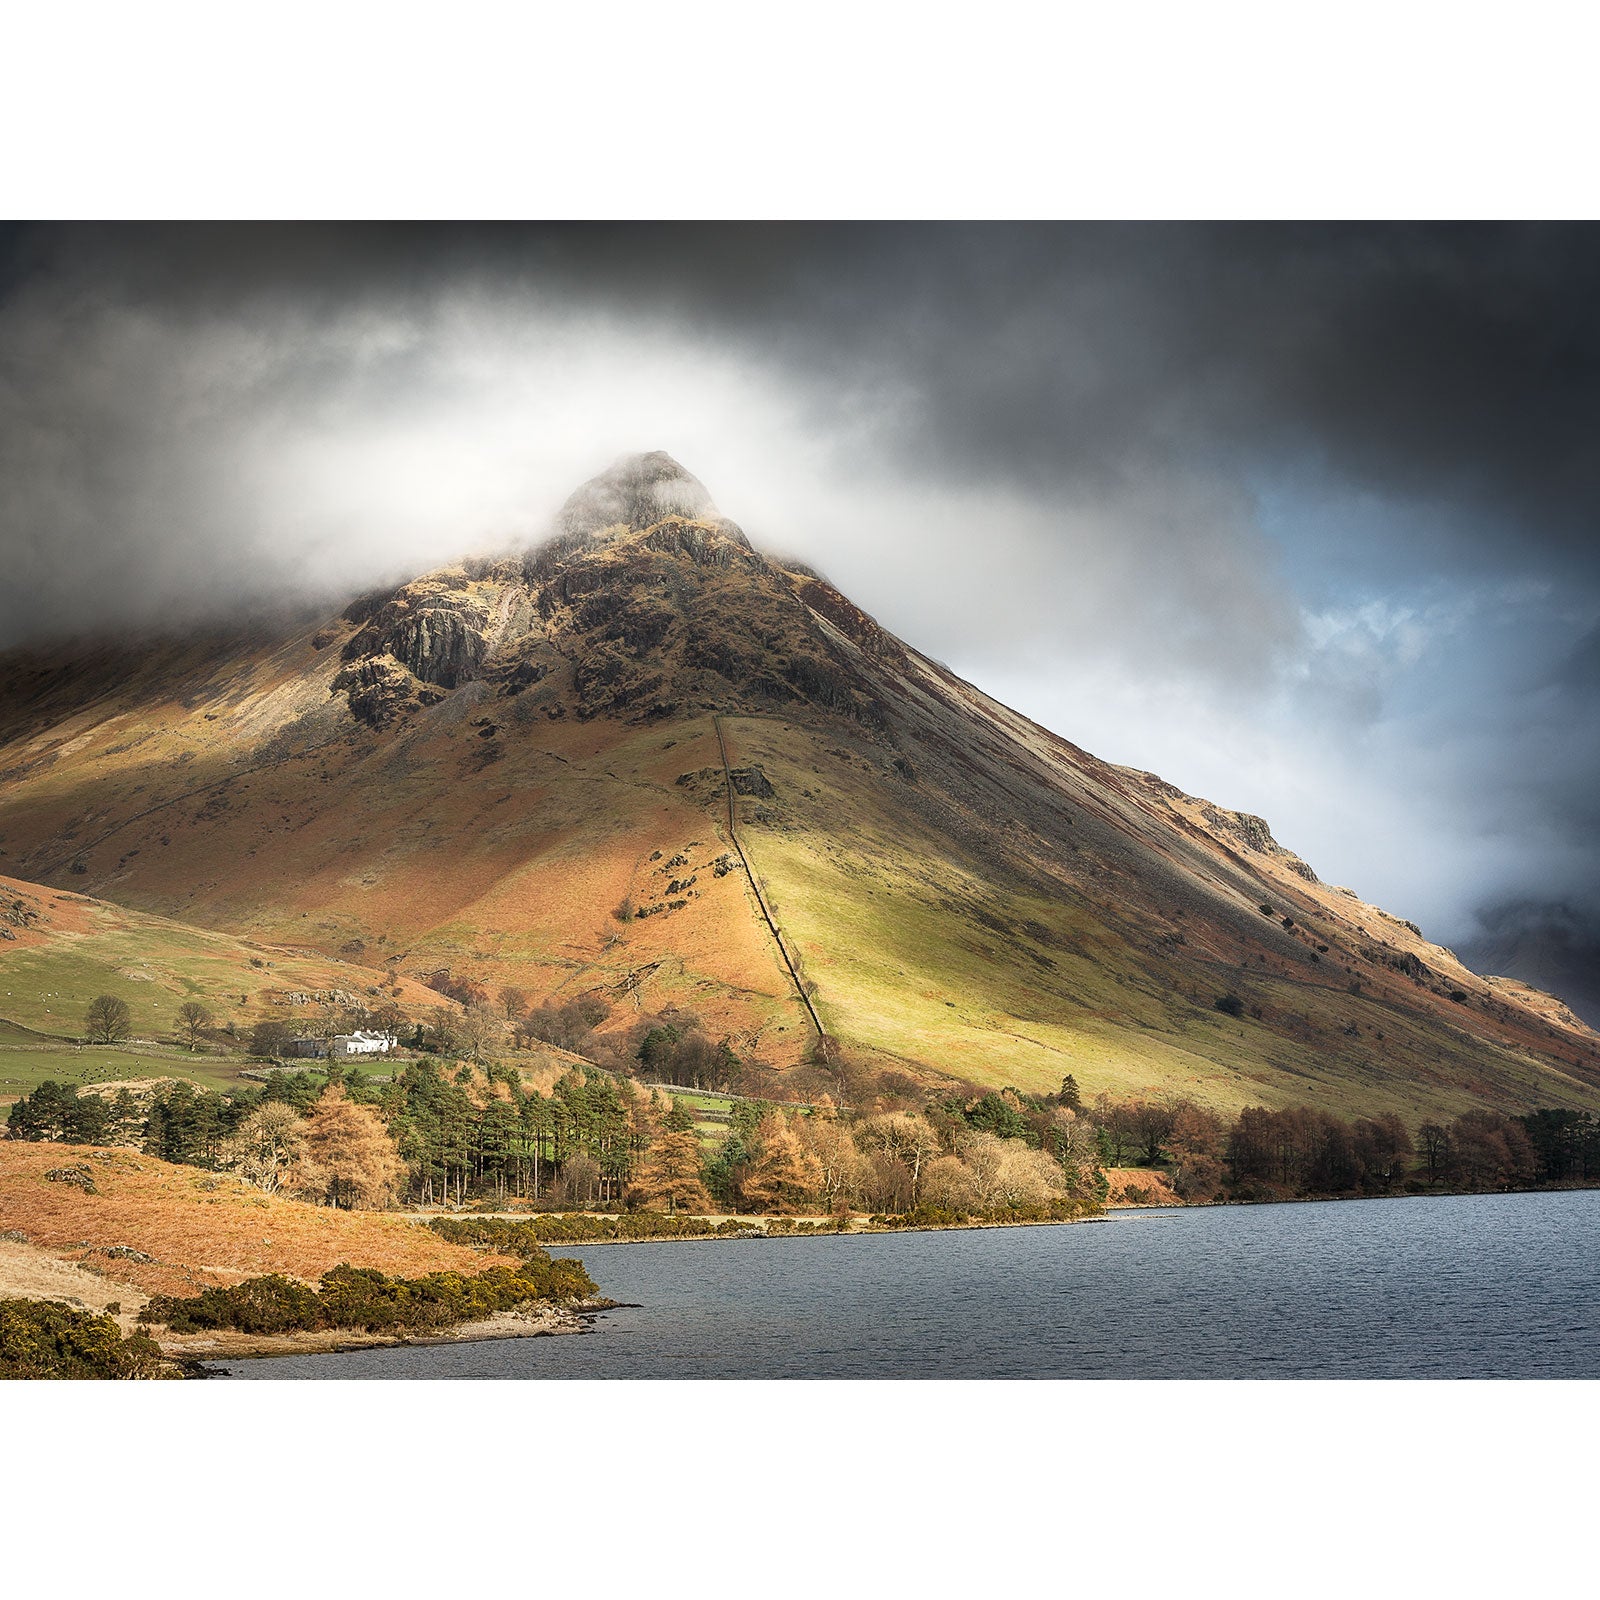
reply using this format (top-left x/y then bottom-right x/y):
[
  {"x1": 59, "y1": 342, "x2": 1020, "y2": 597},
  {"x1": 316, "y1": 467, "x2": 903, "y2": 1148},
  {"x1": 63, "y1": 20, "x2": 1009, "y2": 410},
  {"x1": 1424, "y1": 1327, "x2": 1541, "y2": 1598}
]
[
  {"x1": 0, "y1": 1140, "x2": 514, "y2": 1303},
  {"x1": 1101, "y1": 1167, "x2": 1183, "y2": 1207}
]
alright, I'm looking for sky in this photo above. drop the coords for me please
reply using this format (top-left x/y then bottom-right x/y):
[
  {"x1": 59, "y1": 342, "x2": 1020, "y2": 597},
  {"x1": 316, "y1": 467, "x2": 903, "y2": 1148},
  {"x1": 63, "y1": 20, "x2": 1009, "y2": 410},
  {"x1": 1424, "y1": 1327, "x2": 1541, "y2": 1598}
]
[{"x1": 2, "y1": 221, "x2": 1598, "y2": 983}]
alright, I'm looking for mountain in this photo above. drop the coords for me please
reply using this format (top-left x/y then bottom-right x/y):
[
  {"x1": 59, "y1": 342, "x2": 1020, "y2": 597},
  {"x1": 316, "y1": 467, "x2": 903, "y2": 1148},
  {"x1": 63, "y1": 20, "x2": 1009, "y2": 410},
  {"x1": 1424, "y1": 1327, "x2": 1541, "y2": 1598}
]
[
  {"x1": 2, "y1": 451, "x2": 1598, "y2": 1120},
  {"x1": 1459, "y1": 901, "x2": 1600, "y2": 1032}
]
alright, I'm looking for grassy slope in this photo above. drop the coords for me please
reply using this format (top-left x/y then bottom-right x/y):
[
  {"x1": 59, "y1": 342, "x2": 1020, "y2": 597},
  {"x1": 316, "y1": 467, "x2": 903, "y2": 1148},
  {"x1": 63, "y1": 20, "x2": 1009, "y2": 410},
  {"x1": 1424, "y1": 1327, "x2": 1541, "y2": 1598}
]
[
  {"x1": 0, "y1": 873, "x2": 446, "y2": 1101},
  {"x1": 724, "y1": 713, "x2": 1600, "y2": 1121}
]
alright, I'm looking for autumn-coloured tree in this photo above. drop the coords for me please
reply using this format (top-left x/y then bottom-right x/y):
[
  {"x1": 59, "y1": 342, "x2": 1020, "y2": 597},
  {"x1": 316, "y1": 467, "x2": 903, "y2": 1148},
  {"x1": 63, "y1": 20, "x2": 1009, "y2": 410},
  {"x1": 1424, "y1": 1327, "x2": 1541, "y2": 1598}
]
[
  {"x1": 1448, "y1": 1109, "x2": 1538, "y2": 1190},
  {"x1": 632, "y1": 1129, "x2": 713, "y2": 1213},
  {"x1": 1164, "y1": 1100, "x2": 1227, "y2": 1200},
  {"x1": 957, "y1": 1130, "x2": 1067, "y2": 1208},
  {"x1": 796, "y1": 1111, "x2": 872, "y2": 1213},
  {"x1": 921, "y1": 1152, "x2": 982, "y2": 1211},
  {"x1": 176, "y1": 1000, "x2": 213, "y2": 1052},
  {"x1": 299, "y1": 1085, "x2": 404, "y2": 1209},
  {"x1": 740, "y1": 1113, "x2": 823, "y2": 1214}
]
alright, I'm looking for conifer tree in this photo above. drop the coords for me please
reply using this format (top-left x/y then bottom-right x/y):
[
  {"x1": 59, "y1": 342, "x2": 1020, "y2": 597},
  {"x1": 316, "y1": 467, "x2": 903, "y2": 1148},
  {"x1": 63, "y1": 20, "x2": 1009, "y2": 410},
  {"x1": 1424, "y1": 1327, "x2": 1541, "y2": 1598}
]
[
  {"x1": 740, "y1": 1112, "x2": 823, "y2": 1214},
  {"x1": 632, "y1": 1128, "x2": 713, "y2": 1213},
  {"x1": 301, "y1": 1084, "x2": 404, "y2": 1209}
]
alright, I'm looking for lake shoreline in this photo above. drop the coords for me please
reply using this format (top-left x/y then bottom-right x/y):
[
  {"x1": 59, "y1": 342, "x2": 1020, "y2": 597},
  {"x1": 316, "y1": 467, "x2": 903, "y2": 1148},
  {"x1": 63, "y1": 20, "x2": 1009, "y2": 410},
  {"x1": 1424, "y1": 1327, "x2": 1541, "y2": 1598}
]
[
  {"x1": 180, "y1": 1294, "x2": 617, "y2": 1367},
  {"x1": 414, "y1": 1209, "x2": 1107, "y2": 1247}
]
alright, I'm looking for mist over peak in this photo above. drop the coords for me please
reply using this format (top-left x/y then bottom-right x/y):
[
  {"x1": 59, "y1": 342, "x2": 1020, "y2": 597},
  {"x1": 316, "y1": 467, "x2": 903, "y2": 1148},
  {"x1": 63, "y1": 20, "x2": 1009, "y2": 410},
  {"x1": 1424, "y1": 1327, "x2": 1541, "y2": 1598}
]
[{"x1": 555, "y1": 451, "x2": 725, "y2": 541}]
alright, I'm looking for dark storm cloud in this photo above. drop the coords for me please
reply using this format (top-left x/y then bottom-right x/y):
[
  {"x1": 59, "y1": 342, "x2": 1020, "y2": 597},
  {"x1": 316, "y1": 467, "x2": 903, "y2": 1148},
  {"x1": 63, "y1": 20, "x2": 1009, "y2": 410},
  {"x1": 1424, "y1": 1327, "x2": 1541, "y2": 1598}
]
[
  {"x1": 2, "y1": 222, "x2": 1600, "y2": 987},
  {"x1": 17, "y1": 221, "x2": 1599, "y2": 567}
]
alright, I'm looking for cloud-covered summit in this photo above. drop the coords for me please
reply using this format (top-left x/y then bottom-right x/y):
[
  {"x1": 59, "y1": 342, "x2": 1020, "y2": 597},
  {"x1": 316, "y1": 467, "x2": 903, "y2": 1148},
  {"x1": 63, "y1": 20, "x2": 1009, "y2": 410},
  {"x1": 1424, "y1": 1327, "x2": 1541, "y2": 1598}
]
[{"x1": 556, "y1": 450, "x2": 727, "y2": 541}]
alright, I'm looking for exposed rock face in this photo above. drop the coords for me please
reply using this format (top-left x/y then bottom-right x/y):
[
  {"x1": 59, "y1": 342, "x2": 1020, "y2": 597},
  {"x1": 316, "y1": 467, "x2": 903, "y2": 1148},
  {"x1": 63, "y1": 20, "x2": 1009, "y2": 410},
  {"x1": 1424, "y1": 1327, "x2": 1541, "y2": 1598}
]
[
  {"x1": 343, "y1": 590, "x2": 490, "y2": 690},
  {"x1": 326, "y1": 455, "x2": 891, "y2": 732},
  {"x1": 382, "y1": 600, "x2": 489, "y2": 689},
  {"x1": 1199, "y1": 803, "x2": 1320, "y2": 883},
  {"x1": 729, "y1": 765, "x2": 776, "y2": 799},
  {"x1": 330, "y1": 656, "x2": 432, "y2": 729}
]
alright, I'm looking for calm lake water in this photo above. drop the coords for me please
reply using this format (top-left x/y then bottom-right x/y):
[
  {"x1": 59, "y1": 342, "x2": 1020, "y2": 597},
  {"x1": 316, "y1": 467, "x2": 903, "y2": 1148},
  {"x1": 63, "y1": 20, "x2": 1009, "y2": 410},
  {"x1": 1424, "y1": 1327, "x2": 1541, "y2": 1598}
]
[{"x1": 212, "y1": 1190, "x2": 1600, "y2": 1379}]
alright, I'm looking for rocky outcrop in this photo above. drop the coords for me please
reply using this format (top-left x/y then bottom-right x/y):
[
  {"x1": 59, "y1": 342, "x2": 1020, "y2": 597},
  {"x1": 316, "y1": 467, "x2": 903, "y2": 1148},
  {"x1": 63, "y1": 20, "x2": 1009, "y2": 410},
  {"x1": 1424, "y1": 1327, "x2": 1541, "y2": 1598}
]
[
  {"x1": 382, "y1": 601, "x2": 489, "y2": 689},
  {"x1": 1199, "y1": 803, "x2": 1320, "y2": 883},
  {"x1": 729, "y1": 765, "x2": 776, "y2": 799},
  {"x1": 332, "y1": 656, "x2": 434, "y2": 729},
  {"x1": 335, "y1": 577, "x2": 500, "y2": 724},
  {"x1": 343, "y1": 591, "x2": 490, "y2": 690}
]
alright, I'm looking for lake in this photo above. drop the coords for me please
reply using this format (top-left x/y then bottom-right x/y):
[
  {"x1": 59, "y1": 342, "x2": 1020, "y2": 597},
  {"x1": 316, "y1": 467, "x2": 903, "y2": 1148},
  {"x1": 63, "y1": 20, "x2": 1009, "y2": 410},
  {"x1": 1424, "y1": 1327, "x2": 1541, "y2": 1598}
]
[{"x1": 210, "y1": 1189, "x2": 1600, "y2": 1379}]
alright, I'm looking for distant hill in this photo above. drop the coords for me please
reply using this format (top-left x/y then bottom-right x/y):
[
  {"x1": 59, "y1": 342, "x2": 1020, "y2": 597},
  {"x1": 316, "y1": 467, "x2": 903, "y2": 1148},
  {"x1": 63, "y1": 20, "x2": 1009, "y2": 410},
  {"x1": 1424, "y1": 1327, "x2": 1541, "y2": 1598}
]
[
  {"x1": 2, "y1": 451, "x2": 1597, "y2": 1121},
  {"x1": 1459, "y1": 900, "x2": 1600, "y2": 1031}
]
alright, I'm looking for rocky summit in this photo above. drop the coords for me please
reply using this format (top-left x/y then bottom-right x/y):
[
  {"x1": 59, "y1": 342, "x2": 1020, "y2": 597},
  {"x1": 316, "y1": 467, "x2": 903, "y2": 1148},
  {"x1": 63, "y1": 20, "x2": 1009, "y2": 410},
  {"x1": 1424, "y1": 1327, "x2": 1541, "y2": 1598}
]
[{"x1": 2, "y1": 453, "x2": 1599, "y2": 1119}]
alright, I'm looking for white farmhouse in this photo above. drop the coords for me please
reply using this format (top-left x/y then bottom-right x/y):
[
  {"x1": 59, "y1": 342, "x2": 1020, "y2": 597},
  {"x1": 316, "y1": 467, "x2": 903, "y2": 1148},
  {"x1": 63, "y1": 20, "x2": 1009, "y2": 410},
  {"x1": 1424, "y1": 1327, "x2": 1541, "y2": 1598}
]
[{"x1": 329, "y1": 1029, "x2": 398, "y2": 1060}]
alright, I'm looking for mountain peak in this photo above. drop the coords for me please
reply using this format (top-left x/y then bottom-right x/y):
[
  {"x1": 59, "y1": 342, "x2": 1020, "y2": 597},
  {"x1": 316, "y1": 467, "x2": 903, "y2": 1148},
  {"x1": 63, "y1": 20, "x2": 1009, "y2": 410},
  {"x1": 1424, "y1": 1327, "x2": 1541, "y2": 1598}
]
[{"x1": 557, "y1": 451, "x2": 724, "y2": 540}]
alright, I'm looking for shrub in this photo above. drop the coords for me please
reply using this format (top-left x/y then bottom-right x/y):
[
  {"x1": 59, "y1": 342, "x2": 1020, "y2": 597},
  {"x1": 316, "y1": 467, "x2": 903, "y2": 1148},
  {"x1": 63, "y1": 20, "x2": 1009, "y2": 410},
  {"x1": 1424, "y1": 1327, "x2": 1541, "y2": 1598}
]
[
  {"x1": 1214, "y1": 993, "x2": 1245, "y2": 1018},
  {"x1": 140, "y1": 1258, "x2": 597, "y2": 1337},
  {"x1": 0, "y1": 1299, "x2": 172, "y2": 1379},
  {"x1": 426, "y1": 1216, "x2": 556, "y2": 1260},
  {"x1": 143, "y1": 1273, "x2": 325, "y2": 1335},
  {"x1": 433, "y1": 1210, "x2": 747, "y2": 1246}
]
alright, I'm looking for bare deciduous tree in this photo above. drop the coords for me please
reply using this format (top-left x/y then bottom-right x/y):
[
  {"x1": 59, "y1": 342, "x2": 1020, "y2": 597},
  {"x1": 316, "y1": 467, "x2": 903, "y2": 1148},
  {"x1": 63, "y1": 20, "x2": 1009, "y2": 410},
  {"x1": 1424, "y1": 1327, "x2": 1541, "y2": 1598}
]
[
  {"x1": 220, "y1": 1102, "x2": 308, "y2": 1193},
  {"x1": 176, "y1": 1000, "x2": 213, "y2": 1052},
  {"x1": 84, "y1": 993, "x2": 132, "y2": 1044}
]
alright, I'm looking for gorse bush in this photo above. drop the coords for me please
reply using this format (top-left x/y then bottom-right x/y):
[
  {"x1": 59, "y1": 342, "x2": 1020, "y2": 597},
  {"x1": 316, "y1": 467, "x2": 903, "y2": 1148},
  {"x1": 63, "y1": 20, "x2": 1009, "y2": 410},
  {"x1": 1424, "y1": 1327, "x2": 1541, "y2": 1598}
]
[
  {"x1": 140, "y1": 1257, "x2": 597, "y2": 1336},
  {"x1": 0, "y1": 1299, "x2": 172, "y2": 1379},
  {"x1": 427, "y1": 1216, "x2": 558, "y2": 1258},
  {"x1": 865, "y1": 1198, "x2": 1095, "y2": 1230},
  {"x1": 142, "y1": 1274, "x2": 324, "y2": 1335},
  {"x1": 434, "y1": 1212, "x2": 754, "y2": 1245}
]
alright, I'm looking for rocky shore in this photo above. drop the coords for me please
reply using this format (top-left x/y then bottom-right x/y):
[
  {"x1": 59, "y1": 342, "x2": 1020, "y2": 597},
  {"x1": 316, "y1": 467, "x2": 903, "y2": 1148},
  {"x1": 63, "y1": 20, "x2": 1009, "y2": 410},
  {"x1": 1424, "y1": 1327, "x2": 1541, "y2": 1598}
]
[{"x1": 170, "y1": 1295, "x2": 617, "y2": 1366}]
